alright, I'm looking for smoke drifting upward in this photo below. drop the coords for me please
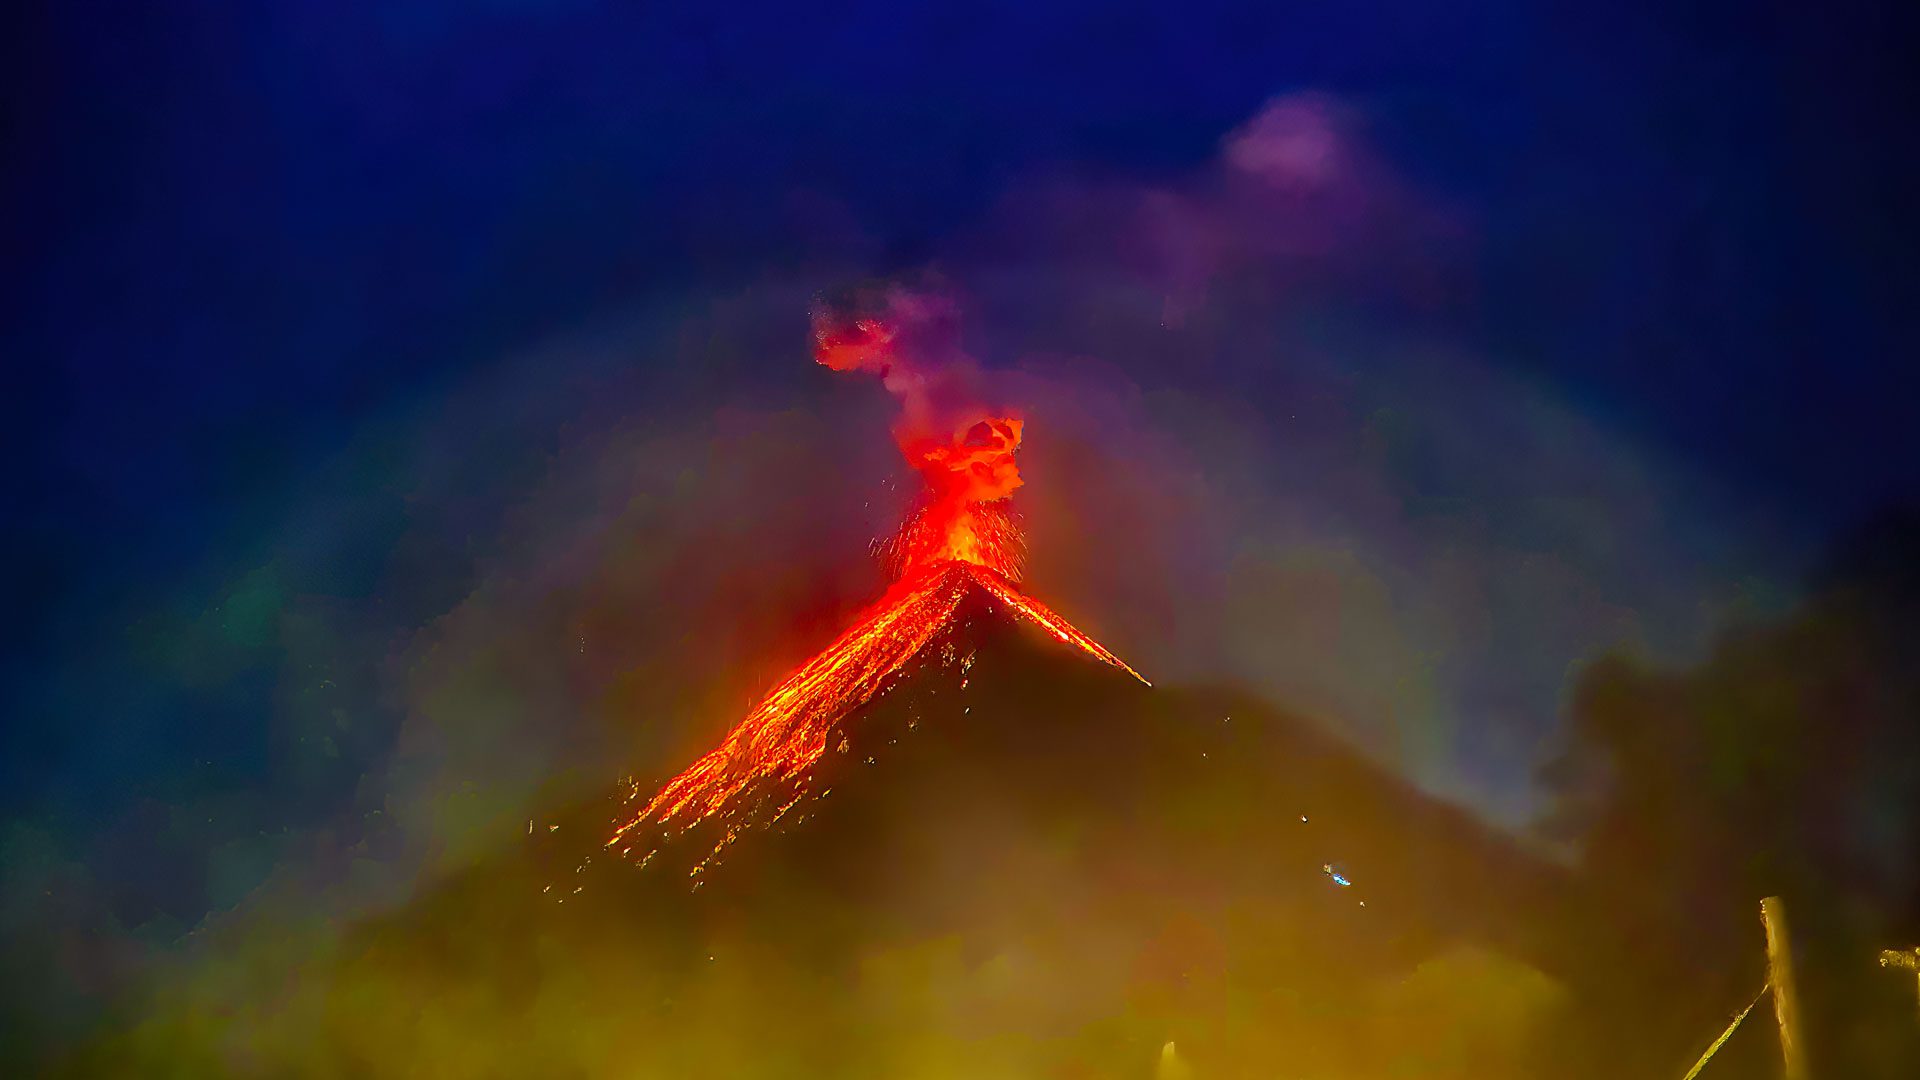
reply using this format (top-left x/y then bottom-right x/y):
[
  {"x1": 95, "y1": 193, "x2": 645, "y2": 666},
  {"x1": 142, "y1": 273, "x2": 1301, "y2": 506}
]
[{"x1": 813, "y1": 287, "x2": 1027, "y2": 572}]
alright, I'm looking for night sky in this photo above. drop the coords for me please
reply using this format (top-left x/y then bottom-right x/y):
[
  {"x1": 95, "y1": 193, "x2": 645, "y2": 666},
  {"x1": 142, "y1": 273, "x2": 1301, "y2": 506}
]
[{"x1": 6, "y1": 0, "x2": 1920, "y2": 1069}]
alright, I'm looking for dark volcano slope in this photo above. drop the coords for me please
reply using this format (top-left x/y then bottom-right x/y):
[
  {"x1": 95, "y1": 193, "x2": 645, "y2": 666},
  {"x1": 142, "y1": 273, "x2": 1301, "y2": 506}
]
[
  {"x1": 584, "y1": 586, "x2": 1591, "y2": 980},
  {"x1": 251, "y1": 591, "x2": 1602, "y2": 1077}
]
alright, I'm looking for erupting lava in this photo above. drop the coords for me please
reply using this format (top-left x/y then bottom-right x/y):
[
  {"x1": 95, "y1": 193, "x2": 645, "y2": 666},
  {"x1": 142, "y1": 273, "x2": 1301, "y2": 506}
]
[{"x1": 610, "y1": 296, "x2": 1146, "y2": 865}]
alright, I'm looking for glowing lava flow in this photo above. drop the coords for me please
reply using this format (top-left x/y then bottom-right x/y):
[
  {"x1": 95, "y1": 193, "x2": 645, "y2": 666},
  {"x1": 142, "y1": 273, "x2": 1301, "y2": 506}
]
[{"x1": 609, "y1": 301, "x2": 1146, "y2": 864}]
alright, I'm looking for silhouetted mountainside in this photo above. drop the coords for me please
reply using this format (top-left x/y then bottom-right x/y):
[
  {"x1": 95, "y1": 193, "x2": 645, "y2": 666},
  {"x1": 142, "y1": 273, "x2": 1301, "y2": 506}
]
[
  {"x1": 250, "y1": 587, "x2": 1610, "y2": 1077},
  {"x1": 603, "y1": 583, "x2": 1590, "y2": 971}
]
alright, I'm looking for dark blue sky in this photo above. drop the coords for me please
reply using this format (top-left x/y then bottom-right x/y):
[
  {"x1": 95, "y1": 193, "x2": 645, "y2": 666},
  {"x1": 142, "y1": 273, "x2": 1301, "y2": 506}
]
[{"x1": 6, "y1": 0, "x2": 1918, "y2": 942}]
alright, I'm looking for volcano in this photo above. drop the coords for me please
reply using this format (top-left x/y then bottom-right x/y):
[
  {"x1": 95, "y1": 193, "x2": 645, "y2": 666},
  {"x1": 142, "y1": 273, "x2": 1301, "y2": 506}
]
[
  {"x1": 596, "y1": 294, "x2": 1589, "y2": 985},
  {"x1": 423, "y1": 294, "x2": 1599, "y2": 1073},
  {"x1": 607, "y1": 296, "x2": 1149, "y2": 871},
  {"x1": 229, "y1": 309, "x2": 1621, "y2": 1073}
]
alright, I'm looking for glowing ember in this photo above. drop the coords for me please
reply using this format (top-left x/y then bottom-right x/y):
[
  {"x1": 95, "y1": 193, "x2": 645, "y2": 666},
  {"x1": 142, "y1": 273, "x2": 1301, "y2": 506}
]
[
  {"x1": 610, "y1": 298, "x2": 1145, "y2": 864},
  {"x1": 883, "y1": 497, "x2": 1028, "y2": 581}
]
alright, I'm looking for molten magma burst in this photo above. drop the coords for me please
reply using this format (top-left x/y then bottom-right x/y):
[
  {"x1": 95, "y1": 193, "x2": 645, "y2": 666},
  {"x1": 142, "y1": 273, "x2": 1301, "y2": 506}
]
[
  {"x1": 609, "y1": 306, "x2": 1145, "y2": 862},
  {"x1": 884, "y1": 498, "x2": 1027, "y2": 581}
]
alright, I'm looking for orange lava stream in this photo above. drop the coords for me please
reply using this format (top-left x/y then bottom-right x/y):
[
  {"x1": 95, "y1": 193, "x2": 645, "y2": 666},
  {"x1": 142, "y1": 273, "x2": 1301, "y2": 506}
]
[
  {"x1": 968, "y1": 564, "x2": 1149, "y2": 686},
  {"x1": 611, "y1": 565, "x2": 970, "y2": 842},
  {"x1": 609, "y1": 515, "x2": 1146, "y2": 855}
]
